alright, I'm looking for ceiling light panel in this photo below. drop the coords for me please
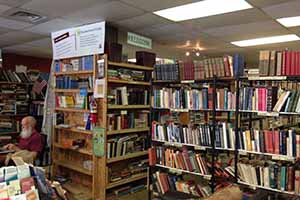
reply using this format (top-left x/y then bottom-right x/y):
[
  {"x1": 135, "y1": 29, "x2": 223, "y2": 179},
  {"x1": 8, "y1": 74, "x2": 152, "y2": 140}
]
[
  {"x1": 277, "y1": 16, "x2": 300, "y2": 27},
  {"x1": 153, "y1": 0, "x2": 253, "y2": 22},
  {"x1": 231, "y1": 34, "x2": 300, "y2": 47}
]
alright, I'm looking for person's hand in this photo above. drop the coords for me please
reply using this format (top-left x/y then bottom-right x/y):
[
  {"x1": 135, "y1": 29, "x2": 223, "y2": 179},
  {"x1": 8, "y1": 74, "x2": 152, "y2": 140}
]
[{"x1": 3, "y1": 143, "x2": 18, "y2": 151}]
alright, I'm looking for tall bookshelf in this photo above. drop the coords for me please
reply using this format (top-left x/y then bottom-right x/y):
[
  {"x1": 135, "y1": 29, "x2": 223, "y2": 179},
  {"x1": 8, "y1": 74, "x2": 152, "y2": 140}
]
[
  {"x1": 149, "y1": 55, "x2": 240, "y2": 199},
  {"x1": 52, "y1": 54, "x2": 97, "y2": 200},
  {"x1": 0, "y1": 80, "x2": 32, "y2": 143},
  {"x1": 90, "y1": 54, "x2": 153, "y2": 199}
]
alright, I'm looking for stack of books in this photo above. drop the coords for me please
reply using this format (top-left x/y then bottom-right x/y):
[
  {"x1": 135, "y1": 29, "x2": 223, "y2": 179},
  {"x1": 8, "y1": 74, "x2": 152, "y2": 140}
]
[
  {"x1": 0, "y1": 70, "x2": 32, "y2": 83},
  {"x1": 107, "y1": 111, "x2": 148, "y2": 131},
  {"x1": 55, "y1": 75, "x2": 93, "y2": 89},
  {"x1": 55, "y1": 55, "x2": 94, "y2": 72}
]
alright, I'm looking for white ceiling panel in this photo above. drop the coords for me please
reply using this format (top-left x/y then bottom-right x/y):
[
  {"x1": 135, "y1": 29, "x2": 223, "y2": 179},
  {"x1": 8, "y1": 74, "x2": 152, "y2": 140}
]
[
  {"x1": 21, "y1": 0, "x2": 108, "y2": 18},
  {"x1": 203, "y1": 20, "x2": 289, "y2": 41},
  {"x1": 0, "y1": 17, "x2": 32, "y2": 30},
  {"x1": 115, "y1": 13, "x2": 171, "y2": 30},
  {"x1": 120, "y1": 0, "x2": 196, "y2": 12},
  {"x1": 25, "y1": 18, "x2": 82, "y2": 35},
  {"x1": 182, "y1": 8, "x2": 270, "y2": 30},
  {"x1": 64, "y1": 1, "x2": 145, "y2": 25},
  {"x1": 0, "y1": 30, "x2": 44, "y2": 47},
  {"x1": 22, "y1": 38, "x2": 51, "y2": 48},
  {"x1": 0, "y1": 0, "x2": 31, "y2": 7},
  {"x1": 262, "y1": 0, "x2": 300, "y2": 18},
  {"x1": 247, "y1": 0, "x2": 294, "y2": 8}
]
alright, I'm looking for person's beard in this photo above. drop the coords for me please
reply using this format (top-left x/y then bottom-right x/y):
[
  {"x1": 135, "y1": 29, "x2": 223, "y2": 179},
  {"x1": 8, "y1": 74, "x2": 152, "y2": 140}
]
[{"x1": 20, "y1": 127, "x2": 33, "y2": 139}]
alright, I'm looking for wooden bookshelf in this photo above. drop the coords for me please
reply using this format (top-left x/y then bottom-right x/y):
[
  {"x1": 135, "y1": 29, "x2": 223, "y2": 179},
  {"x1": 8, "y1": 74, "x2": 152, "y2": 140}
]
[
  {"x1": 63, "y1": 182, "x2": 92, "y2": 198},
  {"x1": 54, "y1": 160, "x2": 93, "y2": 176},
  {"x1": 106, "y1": 173, "x2": 148, "y2": 189},
  {"x1": 107, "y1": 105, "x2": 150, "y2": 109},
  {"x1": 107, "y1": 127, "x2": 149, "y2": 135},
  {"x1": 54, "y1": 107, "x2": 90, "y2": 113},
  {"x1": 54, "y1": 126, "x2": 93, "y2": 135},
  {"x1": 53, "y1": 143, "x2": 93, "y2": 156},
  {"x1": 54, "y1": 70, "x2": 93, "y2": 76},
  {"x1": 54, "y1": 89, "x2": 93, "y2": 93},
  {"x1": 108, "y1": 61, "x2": 153, "y2": 71},
  {"x1": 107, "y1": 151, "x2": 148, "y2": 164},
  {"x1": 94, "y1": 54, "x2": 151, "y2": 199},
  {"x1": 108, "y1": 79, "x2": 150, "y2": 86}
]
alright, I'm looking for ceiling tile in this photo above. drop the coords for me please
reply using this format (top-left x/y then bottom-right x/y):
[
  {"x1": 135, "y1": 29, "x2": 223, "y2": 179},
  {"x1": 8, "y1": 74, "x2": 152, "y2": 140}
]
[
  {"x1": 64, "y1": 1, "x2": 145, "y2": 25},
  {"x1": 0, "y1": 17, "x2": 32, "y2": 30},
  {"x1": 0, "y1": 0, "x2": 31, "y2": 7},
  {"x1": 21, "y1": 0, "x2": 107, "y2": 18},
  {"x1": 0, "y1": 31, "x2": 44, "y2": 47},
  {"x1": 22, "y1": 38, "x2": 51, "y2": 48},
  {"x1": 0, "y1": 4, "x2": 10, "y2": 13},
  {"x1": 115, "y1": 13, "x2": 171, "y2": 30},
  {"x1": 247, "y1": 0, "x2": 294, "y2": 8},
  {"x1": 262, "y1": 0, "x2": 300, "y2": 18},
  {"x1": 25, "y1": 18, "x2": 82, "y2": 35},
  {"x1": 203, "y1": 20, "x2": 290, "y2": 41},
  {"x1": 120, "y1": 0, "x2": 196, "y2": 12},
  {"x1": 181, "y1": 8, "x2": 270, "y2": 30}
]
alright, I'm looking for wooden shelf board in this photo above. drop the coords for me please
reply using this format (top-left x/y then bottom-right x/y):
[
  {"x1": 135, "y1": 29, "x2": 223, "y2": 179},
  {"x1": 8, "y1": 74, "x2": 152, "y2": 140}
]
[
  {"x1": 108, "y1": 61, "x2": 153, "y2": 71},
  {"x1": 108, "y1": 79, "x2": 150, "y2": 86},
  {"x1": 107, "y1": 151, "x2": 148, "y2": 164},
  {"x1": 107, "y1": 105, "x2": 150, "y2": 109},
  {"x1": 106, "y1": 173, "x2": 147, "y2": 189},
  {"x1": 53, "y1": 143, "x2": 93, "y2": 156},
  {"x1": 238, "y1": 150, "x2": 295, "y2": 161},
  {"x1": 54, "y1": 160, "x2": 93, "y2": 176},
  {"x1": 54, "y1": 70, "x2": 93, "y2": 76},
  {"x1": 55, "y1": 108, "x2": 90, "y2": 113},
  {"x1": 63, "y1": 182, "x2": 92, "y2": 197},
  {"x1": 54, "y1": 89, "x2": 93, "y2": 93},
  {"x1": 155, "y1": 164, "x2": 212, "y2": 180},
  {"x1": 107, "y1": 127, "x2": 149, "y2": 135},
  {"x1": 0, "y1": 81, "x2": 32, "y2": 85},
  {"x1": 54, "y1": 126, "x2": 93, "y2": 135},
  {"x1": 238, "y1": 181, "x2": 295, "y2": 195}
]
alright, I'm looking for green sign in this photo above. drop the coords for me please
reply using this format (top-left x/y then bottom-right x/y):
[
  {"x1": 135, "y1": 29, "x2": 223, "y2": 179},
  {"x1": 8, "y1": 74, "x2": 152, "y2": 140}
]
[
  {"x1": 92, "y1": 127, "x2": 105, "y2": 157},
  {"x1": 127, "y1": 32, "x2": 152, "y2": 49}
]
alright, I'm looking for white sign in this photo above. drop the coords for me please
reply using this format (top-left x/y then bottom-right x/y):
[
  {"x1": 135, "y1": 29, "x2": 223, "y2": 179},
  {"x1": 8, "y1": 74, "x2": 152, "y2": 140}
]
[{"x1": 51, "y1": 22, "x2": 105, "y2": 59}]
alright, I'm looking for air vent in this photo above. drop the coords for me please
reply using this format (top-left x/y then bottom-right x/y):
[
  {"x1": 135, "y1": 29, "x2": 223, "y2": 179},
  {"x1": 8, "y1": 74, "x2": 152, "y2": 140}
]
[{"x1": 10, "y1": 11, "x2": 46, "y2": 23}]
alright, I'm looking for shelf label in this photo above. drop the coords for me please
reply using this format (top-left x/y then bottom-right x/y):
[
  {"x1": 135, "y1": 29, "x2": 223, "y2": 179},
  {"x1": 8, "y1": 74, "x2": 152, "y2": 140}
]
[
  {"x1": 204, "y1": 175, "x2": 211, "y2": 180},
  {"x1": 181, "y1": 80, "x2": 195, "y2": 84},
  {"x1": 165, "y1": 142, "x2": 182, "y2": 148},
  {"x1": 239, "y1": 151, "x2": 247, "y2": 156},
  {"x1": 257, "y1": 111, "x2": 279, "y2": 117},
  {"x1": 195, "y1": 146, "x2": 206, "y2": 150},
  {"x1": 272, "y1": 155, "x2": 293, "y2": 161}
]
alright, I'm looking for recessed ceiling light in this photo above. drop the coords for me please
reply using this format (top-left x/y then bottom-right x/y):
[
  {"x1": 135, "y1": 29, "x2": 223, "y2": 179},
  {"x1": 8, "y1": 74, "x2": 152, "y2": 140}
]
[
  {"x1": 196, "y1": 52, "x2": 200, "y2": 56},
  {"x1": 185, "y1": 52, "x2": 190, "y2": 56},
  {"x1": 231, "y1": 34, "x2": 300, "y2": 47},
  {"x1": 277, "y1": 16, "x2": 300, "y2": 27},
  {"x1": 153, "y1": 0, "x2": 252, "y2": 22}
]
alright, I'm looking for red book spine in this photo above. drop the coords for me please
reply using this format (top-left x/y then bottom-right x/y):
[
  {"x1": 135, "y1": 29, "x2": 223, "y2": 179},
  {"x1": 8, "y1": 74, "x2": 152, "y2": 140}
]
[
  {"x1": 148, "y1": 147, "x2": 157, "y2": 166},
  {"x1": 268, "y1": 130, "x2": 274, "y2": 153},
  {"x1": 297, "y1": 51, "x2": 300, "y2": 76},
  {"x1": 274, "y1": 130, "x2": 280, "y2": 154},
  {"x1": 291, "y1": 51, "x2": 296, "y2": 76},
  {"x1": 286, "y1": 51, "x2": 291, "y2": 76},
  {"x1": 258, "y1": 88, "x2": 262, "y2": 111},
  {"x1": 208, "y1": 88, "x2": 213, "y2": 109},
  {"x1": 287, "y1": 166, "x2": 295, "y2": 191}
]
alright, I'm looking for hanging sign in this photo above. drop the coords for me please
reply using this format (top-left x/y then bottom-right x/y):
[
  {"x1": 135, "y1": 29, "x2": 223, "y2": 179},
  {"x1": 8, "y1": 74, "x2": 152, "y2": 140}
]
[
  {"x1": 127, "y1": 32, "x2": 152, "y2": 49},
  {"x1": 51, "y1": 21, "x2": 105, "y2": 59}
]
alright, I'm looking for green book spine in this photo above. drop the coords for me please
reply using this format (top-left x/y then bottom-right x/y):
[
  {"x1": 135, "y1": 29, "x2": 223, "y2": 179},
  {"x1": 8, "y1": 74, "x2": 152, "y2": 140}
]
[{"x1": 280, "y1": 166, "x2": 286, "y2": 191}]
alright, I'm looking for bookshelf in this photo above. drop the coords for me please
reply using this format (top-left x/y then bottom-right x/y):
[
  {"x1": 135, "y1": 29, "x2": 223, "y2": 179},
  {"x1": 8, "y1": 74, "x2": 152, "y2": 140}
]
[
  {"x1": 52, "y1": 54, "x2": 98, "y2": 200},
  {"x1": 0, "y1": 78, "x2": 33, "y2": 142},
  {"x1": 95, "y1": 54, "x2": 152, "y2": 199}
]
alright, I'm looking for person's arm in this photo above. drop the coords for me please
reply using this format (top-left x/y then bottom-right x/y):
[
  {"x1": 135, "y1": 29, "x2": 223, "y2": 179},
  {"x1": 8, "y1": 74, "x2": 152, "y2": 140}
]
[
  {"x1": 3, "y1": 143, "x2": 21, "y2": 151},
  {"x1": 29, "y1": 151, "x2": 38, "y2": 160}
]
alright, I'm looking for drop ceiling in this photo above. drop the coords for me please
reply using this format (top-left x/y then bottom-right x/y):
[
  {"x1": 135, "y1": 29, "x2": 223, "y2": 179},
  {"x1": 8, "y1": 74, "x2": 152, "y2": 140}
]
[{"x1": 0, "y1": 0, "x2": 298, "y2": 63}]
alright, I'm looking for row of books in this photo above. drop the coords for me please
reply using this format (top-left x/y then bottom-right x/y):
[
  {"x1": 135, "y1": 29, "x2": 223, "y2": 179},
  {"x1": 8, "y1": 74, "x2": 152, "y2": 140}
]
[
  {"x1": 238, "y1": 161, "x2": 300, "y2": 194},
  {"x1": 55, "y1": 55, "x2": 94, "y2": 72},
  {"x1": 238, "y1": 129, "x2": 298, "y2": 157},
  {"x1": 152, "y1": 87, "x2": 236, "y2": 110},
  {"x1": 55, "y1": 95, "x2": 88, "y2": 109},
  {"x1": 108, "y1": 68, "x2": 148, "y2": 81},
  {"x1": 240, "y1": 87, "x2": 300, "y2": 113},
  {"x1": 55, "y1": 75, "x2": 93, "y2": 89},
  {"x1": 106, "y1": 134, "x2": 148, "y2": 159},
  {"x1": 29, "y1": 103, "x2": 44, "y2": 116},
  {"x1": 152, "y1": 171, "x2": 212, "y2": 197},
  {"x1": 0, "y1": 70, "x2": 32, "y2": 83},
  {"x1": 108, "y1": 87, "x2": 149, "y2": 106},
  {"x1": 151, "y1": 122, "x2": 235, "y2": 149},
  {"x1": 154, "y1": 54, "x2": 244, "y2": 81},
  {"x1": 259, "y1": 50, "x2": 300, "y2": 76},
  {"x1": 149, "y1": 146, "x2": 210, "y2": 175},
  {"x1": 106, "y1": 184, "x2": 146, "y2": 199},
  {"x1": 107, "y1": 111, "x2": 148, "y2": 131}
]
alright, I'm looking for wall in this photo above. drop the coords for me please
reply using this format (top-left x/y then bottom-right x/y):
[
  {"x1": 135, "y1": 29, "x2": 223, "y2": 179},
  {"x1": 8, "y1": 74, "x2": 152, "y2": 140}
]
[{"x1": 2, "y1": 53, "x2": 52, "y2": 73}]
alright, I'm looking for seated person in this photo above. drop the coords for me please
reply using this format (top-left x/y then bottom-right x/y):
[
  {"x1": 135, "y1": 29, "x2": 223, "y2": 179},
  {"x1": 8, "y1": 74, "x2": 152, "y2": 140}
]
[{"x1": 4, "y1": 116, "x2": 42, "y2": 161}]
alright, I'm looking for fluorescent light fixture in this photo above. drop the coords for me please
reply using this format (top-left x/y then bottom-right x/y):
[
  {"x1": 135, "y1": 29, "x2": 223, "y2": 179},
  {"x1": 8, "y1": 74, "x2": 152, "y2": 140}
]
[
  {"x1": 153, "y1": 0, "x2": 252, "y2": 22},
  {"x1": 231, "y1": 34, "x2": 300, "y2": 47},
  {"x1": 277, "y1": 16, "x2": 300, "y2": 27}
]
